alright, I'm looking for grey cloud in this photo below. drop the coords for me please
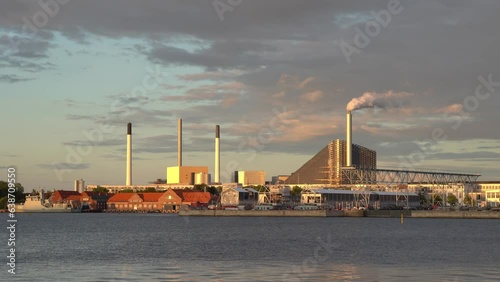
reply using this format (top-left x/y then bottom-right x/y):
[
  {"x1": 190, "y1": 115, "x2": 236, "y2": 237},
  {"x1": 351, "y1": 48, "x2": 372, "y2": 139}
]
[
  {"x1": 66, "y1": 114, "x2": 93, "y2": 121},
  {"x1": 3, "y1": 154, "x2": 20, "y2": 158},
  {"x1": 39, "y1": 163, "x2": 90, "y2": 170},
  {"x1": 62, "y1": 139, "x2": 124, "y2": 147},
  {"x1": 2, "y1": 1, "x2": 499, "y2": 178},
  {"x1": 0, "y1": 74, "x2": 33, "y2": 83},
  {"x1": 146, "y1": 41, "x2": 267, "y2": 70},
  {"x1": 426, "y1": 151, "x2": 500, "y2": 161},
  {"x1": 99, "y1": 153, "x2": 149, "y2": 161}
]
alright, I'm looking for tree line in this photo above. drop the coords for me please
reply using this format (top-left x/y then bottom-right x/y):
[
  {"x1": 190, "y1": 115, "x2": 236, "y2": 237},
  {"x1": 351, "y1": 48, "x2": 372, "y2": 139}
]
[{"x1": 0, "y1": 181, "x2": 25, "y2": 209}]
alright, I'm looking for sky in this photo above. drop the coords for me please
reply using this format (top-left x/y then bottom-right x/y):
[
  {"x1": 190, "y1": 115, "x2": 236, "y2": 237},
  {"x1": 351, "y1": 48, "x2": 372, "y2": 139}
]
[{"x1": 1, "y1": 0, "x2": 500, "y2": 190}]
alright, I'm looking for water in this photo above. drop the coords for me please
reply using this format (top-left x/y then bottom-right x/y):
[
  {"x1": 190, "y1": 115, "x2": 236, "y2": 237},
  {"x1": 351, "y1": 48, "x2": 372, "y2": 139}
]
[{"x1": 3, "y1": 213, "x2": 500, "y2": 281}]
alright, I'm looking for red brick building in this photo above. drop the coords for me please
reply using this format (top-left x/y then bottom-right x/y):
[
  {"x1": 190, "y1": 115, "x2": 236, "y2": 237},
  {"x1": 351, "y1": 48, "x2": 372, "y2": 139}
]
[
  {"x1": 107, "y1": 189, "x2": 212, "y2": 212},
  {"x1": 50, "y1": 190, "x2": 82, "y2": 203}
]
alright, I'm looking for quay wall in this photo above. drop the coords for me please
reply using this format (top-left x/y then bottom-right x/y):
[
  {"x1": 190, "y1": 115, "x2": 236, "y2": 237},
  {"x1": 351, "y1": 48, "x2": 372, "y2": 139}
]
[
  {"x1": 365, "y1": 210, "x2": 411, "y2": 218},
  {"x1": 411, "y1": 210, "x2": 500, "y2": 219},
  {"x1": 179, "y1": 209, "x2": 500, "y2": 219},
  {"x1": 179, "y1": 210, "x2": 348, "y2": 217}
]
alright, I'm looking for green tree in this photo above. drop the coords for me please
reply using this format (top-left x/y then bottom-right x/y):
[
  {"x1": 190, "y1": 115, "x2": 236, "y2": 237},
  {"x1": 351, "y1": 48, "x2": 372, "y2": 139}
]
[
  {"x1": 418, "y1": 191, "x2": 427, "y2": 205},
  {"x1": 193, "y1": 184, "x2": 208, "y2": 191},
  {"x1": 291, "y1": 186, "x2": 302, "y2": 196},
  {"x1": 433, "y1": 194, "x2": 443, "y2": 206},
  {"x1": 216, "y1": 186, "x2": 223, "y2": 195},
  {"x1": 144, "y1": 187, "x2": 157, "y2": 192},
  {"x1": 93, "y1": 186, "x2": 109, "y2": 193},
  {"x1": 0, "y1": 196, "x2": 6, "y2": 209},
  {"x1": 464, "y1": 195, "x2": 473, "y2": 206},
  {"x1": 447, "y1": 193, "x2": 458, "y2": 206},
  {"x1": 291, "y1": 186, "x2": 302, "y2": 202},
  {"x1": 206, "y1": 186, "x2": 219, "y2": 195},
  {"x1": 0, "y1": 181, "x2": 26, "y2": 209}
]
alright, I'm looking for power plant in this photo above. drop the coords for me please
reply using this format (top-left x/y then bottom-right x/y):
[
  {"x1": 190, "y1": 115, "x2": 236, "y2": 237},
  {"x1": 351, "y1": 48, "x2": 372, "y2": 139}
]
[
  {"x1": 166, "y1": 119, "x2": 209, "y2": 185},
  {"x1": 78, "y1": 94, "x2": 481, "y2": 210},
  {"x1": 111, "y1": 101, "x2": 479, "y2": 204}
]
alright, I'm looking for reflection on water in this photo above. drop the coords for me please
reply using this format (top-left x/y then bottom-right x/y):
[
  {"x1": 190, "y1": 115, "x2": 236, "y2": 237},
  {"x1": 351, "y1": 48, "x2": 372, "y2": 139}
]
[
  {"x1": 8, "y1": 214, "x2": 500, "y2": 281},
  {"x1": 15, "y1": 261, "x2": 498, "y2": 281}
]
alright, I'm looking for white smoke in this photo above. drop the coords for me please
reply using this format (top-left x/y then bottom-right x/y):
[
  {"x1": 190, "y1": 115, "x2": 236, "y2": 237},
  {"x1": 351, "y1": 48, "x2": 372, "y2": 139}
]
[{"x1": 346, "y1": 91, "x2": 413, "y2": 112}]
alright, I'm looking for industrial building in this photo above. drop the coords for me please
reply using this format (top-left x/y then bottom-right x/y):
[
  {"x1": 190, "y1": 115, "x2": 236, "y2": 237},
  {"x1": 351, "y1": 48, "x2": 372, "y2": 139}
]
[
  {"x1": 74, "y1": 179, "x2": 85, "y2": 193},
  {"x1": 220, "y1": 187, "x2": 259, "y2": 207},
  {"x1": 166, "y1": 166, "x2": 209, "y2": 185},
  {"x1": 234, "y1": 170, "x2": 266, "y2": 186},
  {"x1": 285, "y1": 139, "x2": 376, "y2": 185},
  {"x1": 300, "y1": 189, "x2": 420, "y2": 209},
  {"x1": 164, "y1": 119, "x2": 210, "y2": 185}
]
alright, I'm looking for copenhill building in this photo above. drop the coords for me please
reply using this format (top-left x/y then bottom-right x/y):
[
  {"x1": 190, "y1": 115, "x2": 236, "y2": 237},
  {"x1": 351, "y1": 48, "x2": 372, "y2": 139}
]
[{"x1": 285, "y1": 139, "x2": 376, "y2": 186}]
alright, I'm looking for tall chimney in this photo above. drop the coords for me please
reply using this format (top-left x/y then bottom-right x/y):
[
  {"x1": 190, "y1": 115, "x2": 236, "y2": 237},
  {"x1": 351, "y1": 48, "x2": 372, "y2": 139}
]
[
  {"x1": 126, "y1": 122, "x2": 132, "y2": 186},
  {"x1": 177, "y1": 118, "x2": 182, "y2": 167},
  {"x1": 346, "y1": 111, "x2": 352, "y2": 167},
  {"x1": 215, "y1": 125, "x2": 220, "y2": 183}
]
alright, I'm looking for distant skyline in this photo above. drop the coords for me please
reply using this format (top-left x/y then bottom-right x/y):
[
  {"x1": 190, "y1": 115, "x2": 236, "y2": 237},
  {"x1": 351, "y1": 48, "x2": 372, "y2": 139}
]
[{"x1": 1, "y1": 0, "x2": 499, "y2": 190}]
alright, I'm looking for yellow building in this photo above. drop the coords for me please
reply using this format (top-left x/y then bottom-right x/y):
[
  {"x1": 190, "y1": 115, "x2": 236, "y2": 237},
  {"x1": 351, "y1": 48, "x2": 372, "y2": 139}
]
[
  {"x1": 478, "y1": 182, "x2": 500, "y2": 207},
  {"x1": 166, "y1": 166, "x2": 209, "y2": 185},
  {"x1": 234, "y1": 170, "x2": 266, "y2": 186}
]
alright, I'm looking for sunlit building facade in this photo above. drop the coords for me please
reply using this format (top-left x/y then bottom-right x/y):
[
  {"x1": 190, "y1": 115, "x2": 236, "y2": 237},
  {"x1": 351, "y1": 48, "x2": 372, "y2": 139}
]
[{"x1": 285, "y1": 139, "x2": 376, "y2": 185}]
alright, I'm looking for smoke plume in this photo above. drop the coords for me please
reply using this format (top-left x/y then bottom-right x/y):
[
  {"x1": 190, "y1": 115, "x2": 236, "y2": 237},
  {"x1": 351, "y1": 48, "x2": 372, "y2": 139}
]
[{"x1": 346, "y1": 91, "x2": 413, "y2": 112}]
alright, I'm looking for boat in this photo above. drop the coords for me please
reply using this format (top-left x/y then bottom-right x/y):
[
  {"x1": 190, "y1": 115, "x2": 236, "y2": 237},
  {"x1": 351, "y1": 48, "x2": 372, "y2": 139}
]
[
  {"x1": 16, "y1": 190, "x2": 81, "y2": 213},
  {"x1": 253, "y1": 204, "x2": 275, "y2": 210},
  {"x1": 293, "y1": 204, "x2": 319, "y2": 210}
]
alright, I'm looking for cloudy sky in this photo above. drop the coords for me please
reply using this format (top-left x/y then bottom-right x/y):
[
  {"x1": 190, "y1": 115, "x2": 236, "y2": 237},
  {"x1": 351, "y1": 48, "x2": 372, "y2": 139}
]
[{"x1": 1, "y1": 0, "x2": 499, "y2": 189}]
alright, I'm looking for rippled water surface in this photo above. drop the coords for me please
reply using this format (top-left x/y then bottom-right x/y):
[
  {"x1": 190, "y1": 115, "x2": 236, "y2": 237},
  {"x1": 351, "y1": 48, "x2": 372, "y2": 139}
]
[{"x1": 4, "y1": 213, "x2": 500, "y2": 281}]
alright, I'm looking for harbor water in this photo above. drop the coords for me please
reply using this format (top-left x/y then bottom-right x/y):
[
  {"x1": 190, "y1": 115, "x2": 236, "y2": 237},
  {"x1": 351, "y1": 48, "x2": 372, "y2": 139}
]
[{"x1": 5, "y1": 213, "x2": 500, "y2": 281}]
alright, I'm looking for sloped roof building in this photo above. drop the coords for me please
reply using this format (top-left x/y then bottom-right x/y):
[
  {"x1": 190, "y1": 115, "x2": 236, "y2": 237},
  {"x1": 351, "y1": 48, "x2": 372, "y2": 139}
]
[{"x1": 285, "y1": 139, "x2": 376, "y2": 185}]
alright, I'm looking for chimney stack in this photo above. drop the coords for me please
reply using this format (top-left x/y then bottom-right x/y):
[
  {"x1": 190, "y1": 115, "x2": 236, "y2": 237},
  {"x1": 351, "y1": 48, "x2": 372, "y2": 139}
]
[
  {"x1": 215, "y1": 125, "x2": 220, "y2": 183},
  {"x1": 177, "y1": 118, "x2": 182, "y2": 167},
  {"x1": 126, "y1": 122, "x2": 132, "y2": 186},
  {"x1": 346, "y1": 111, "x2": 352, "y2": 167}
]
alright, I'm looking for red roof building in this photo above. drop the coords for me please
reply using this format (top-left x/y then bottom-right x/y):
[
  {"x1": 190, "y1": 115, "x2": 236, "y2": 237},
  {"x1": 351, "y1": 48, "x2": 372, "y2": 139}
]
[
  {"x1": 106, "y1": 189, "x2": 213, "y2": 212},
  {"x1": 51, "y1": 190, "x2": 82, "y2": 203}
]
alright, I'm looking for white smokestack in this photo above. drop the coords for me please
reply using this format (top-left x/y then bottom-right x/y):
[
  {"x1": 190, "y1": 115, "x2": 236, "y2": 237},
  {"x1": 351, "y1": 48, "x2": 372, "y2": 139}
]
[
  {"x1": 346, "y1": 111, "x2": 352, "y2": 167},
  {"x1": 126, "y1": 122, "x2": 132, "y2": 186},
  {"x1": 177, "y1": 118, "x2": 182, "y2": 167},
  {"x1": 215, "y1": 125, "x2": 220, "y2": 183}
]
